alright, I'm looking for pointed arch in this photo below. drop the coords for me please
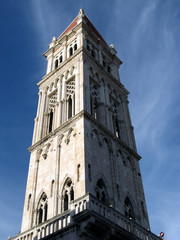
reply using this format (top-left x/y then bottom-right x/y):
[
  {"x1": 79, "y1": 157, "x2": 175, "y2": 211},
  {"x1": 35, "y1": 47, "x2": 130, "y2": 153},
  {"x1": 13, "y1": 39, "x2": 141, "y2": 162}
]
[
  {"x1": 95, "y1": 178, "x2": 109, "y2": 205},
  {"x1": 61, "y1": 177, "x2": 74, "y2": 212},
  {"x1": 124, "y1": 196, "x2": 135, "y2": 220},
  {"x1": 36, "y1": 192, "x2": 48, "y2": 224}
]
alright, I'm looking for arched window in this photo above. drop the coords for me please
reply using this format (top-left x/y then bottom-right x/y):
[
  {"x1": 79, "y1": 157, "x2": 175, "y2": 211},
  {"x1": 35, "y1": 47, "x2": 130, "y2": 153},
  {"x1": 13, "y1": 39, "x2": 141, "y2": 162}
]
[
  {"x1": 62, "y1": 178, "x2": 74, "y2": 212},
  {"x1": 37, "y1": 193, "x2": 48, "y2": 224},
  {"x1": 95, "y1": 178, "x2": 108, "y2": 204},
  {"x1": 59, "y1": 55, "x2": 63, "y2": 63},
  {"x1": 69, "y1": 47, "x2": 73, "y2": 56},
  {"x1": 124, "y1": 197, "x2": 135, "y2": 220},
  {"x1": 55, "y1": 59, "x2": 58, "y2": 69},
  {"x1": 49, "y1": 110, "x2": 53, "y2": 133},
  {"x1": 74, "y1": 44, "x2": 77, "y2": 51}
]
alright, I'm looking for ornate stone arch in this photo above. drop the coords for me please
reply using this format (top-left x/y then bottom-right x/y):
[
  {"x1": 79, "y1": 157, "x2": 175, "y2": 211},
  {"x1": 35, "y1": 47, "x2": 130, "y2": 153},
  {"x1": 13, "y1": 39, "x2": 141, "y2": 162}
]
[
  {"x1": 61, "y1": 177, "x2": 74, "y2": 212},
  {"x1": 123, "y1": 192, "x2": 138, "y2": 221},
  {"x1": 93, "y1": 173, "x2": 112, "y2": 202},
  {"x1": 35, "y1": 191, "x2": 48, "y2": 225}
]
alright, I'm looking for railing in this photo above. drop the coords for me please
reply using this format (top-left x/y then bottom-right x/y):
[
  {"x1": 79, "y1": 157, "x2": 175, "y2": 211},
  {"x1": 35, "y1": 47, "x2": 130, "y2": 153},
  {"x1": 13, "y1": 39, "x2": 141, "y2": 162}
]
[{"x1": 11, "y1": 193, "x2": 159, "y2": 240}]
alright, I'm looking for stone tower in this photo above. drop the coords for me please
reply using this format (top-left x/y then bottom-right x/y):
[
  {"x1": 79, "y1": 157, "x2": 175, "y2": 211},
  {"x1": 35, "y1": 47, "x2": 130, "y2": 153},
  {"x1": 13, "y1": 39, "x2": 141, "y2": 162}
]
[{"x1": 11, "y1": 9, "x2": 159, "y2": 240}]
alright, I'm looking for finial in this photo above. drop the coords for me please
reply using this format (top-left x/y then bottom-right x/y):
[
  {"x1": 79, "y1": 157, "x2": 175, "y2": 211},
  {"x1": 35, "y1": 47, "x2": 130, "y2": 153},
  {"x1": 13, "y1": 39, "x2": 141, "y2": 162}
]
[{"x1": 79, "y1": 8, "x2": 84, "y2": 18}]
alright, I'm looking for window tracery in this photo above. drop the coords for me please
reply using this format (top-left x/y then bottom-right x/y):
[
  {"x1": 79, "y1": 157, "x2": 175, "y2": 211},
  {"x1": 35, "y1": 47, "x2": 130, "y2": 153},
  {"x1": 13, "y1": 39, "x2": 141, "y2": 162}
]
[
  {"x1": 68, "y1": 39, "x2": 78, "y2": 58},
  {"x1": 37, "y1": 193, "x2": 48, "y2": 224},
  {"x1": 124, "y1": 197, "x2": 135, "y2": 220},
  {"x1": 95, "y1": 178, "x2": 108, "y2": 204},
  {"x1": 90, "y1": 81, "x2": 99, "y2": 119},
  {"x1": 111, "y1": 100, "x2": 120, "y2": 138},
  {"x1": 62, "y1": 178, "x2": 74, "y2": 212},
  {"x1": 66, "y1": 79, "x2": 75, "y2": 119},
  {"x1": 54, "y1": 51, "x2": 63, "y2": 69},
  {"x1": 48, "y1": 92, "x2": 57, "y2": 133},
  {"x1": 86, "y1": 40, "x2": 98, "y2": 59}
]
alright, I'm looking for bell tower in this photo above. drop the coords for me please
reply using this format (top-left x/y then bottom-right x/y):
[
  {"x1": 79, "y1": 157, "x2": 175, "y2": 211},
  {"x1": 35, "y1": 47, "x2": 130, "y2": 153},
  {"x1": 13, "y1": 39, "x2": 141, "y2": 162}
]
[{"x1": 11, "y1": 9, "x2": 160, "y2": 240}]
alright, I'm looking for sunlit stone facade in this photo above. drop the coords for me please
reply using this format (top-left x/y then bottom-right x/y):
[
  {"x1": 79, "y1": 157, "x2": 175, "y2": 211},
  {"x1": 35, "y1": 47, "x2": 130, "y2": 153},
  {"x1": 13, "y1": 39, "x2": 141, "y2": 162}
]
[{"x1": 11, "y1": 9, "x2": 159, "y2": 240}]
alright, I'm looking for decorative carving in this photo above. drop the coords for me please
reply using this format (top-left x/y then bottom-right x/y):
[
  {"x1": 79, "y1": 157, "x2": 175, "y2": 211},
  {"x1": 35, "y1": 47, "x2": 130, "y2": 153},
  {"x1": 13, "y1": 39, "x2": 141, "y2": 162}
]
[
  {"x1": 66, "y1": 79, "x2": 75, "y2": 97},
  {"x1": 42, "y1": 143, "x2": 51, "y2": 159},
  {"x1": 64, "y1": 128, "x2": 75, "y2": 145}
]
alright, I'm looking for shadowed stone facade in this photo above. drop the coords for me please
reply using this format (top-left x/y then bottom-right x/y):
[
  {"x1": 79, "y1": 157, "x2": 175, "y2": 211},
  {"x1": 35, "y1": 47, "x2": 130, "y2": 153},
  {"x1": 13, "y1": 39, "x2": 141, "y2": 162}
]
[{"x1": 10, "y1": 9, "x2": 159, "y2": 240}]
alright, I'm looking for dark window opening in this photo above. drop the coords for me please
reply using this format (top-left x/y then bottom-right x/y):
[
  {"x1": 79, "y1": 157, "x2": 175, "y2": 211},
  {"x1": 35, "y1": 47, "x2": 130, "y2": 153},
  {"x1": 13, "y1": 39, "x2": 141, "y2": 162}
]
[
  {"x1": 49, "y1": 110, "x2": 53, "y2": 133},
  {"x1": 91, "y1": 50, "x2": 96, "y2": 58},
  {"x1": 44, "y1": 204, "x2": 48, "y2": 221},
  {"x1": 69, "y1": 47, "x2": 73, "y2": 56},
  {"x1": 77, "y1": 164, "x2": 80, "y2": 182},
  {"x1": 101, "y1": 191, "x2": 106, "y2": 203},
  {"x1": 74, "y1": 44, "x2": 77, "y2": 51},
  {"x1": 96, "y1": 191, "x2": 100, "y2": 200},
  {"x1": 94, "y1": 98, "x2": 98, "y2": 119},
  {"x1": 107, "y1": 65, "x2": 111, "y2": 73},
  {"x1": 27, "y1": 194, "x2": 31, "y2": 210},
  {"x1": 103, "y1": 60, "x2": 106, "y2": 67},
  {"x1": 59, "y1": 55, "x2": 63, "y2": 63},
  {"x1": 55, "y1": 59, "x2": 58, "y2": 69},
  {"x1": 68, "y1": 97, "x2": 72, "y2": 119},
  {"x1": 88, "y1": 164, "x2": 91, "y2": 181},
  {"x1": 38, "y1": 207, "x2": 43, "y2": 224},
  {"x1": 87, "y1": 44, "x2": 90, "y2": 51},
  {"x1": 70, "y1": 189, "x2": 74, "y2": 201},
  {"x1": 64, "y1": 192, "x2": 68, "y2": 211}
]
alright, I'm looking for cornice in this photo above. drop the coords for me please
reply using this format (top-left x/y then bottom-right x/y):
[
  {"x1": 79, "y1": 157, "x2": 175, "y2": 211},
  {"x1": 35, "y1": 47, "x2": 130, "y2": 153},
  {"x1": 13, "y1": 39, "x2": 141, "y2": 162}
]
[{"x1": 28, "y1": 110, "x2": 84, "y2": 152}]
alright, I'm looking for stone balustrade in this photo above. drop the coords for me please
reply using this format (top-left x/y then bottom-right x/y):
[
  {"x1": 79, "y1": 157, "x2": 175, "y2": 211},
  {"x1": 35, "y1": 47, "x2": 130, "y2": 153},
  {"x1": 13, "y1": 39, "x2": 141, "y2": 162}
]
[{"x1": 11, "y1": 193, "x2": 159, "y2": 240}]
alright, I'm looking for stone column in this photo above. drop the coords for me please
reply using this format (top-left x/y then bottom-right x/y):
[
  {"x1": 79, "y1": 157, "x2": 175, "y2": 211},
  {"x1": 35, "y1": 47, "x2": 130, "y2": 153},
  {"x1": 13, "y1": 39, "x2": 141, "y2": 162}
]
[
  {"x1": 30, "y1": 149, "x2": 42, "y2": 227},
  {"x1": 54, "y1": 135, "x2": 64, "y2": 215}
]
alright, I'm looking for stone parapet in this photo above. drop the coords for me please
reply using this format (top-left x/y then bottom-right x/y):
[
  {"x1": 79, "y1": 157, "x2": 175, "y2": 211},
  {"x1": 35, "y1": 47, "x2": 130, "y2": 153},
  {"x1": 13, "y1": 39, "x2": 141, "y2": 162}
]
[{"x1": 11, "y1": 193, "x2": 159, "y2": 240}]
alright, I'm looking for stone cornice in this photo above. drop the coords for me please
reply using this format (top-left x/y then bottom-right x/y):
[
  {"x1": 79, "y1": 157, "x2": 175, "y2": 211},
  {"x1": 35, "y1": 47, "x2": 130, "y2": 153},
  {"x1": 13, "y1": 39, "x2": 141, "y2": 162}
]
[
  {"x1": 29, "y1": 110, "x2": 140, "y2": 160},
  {"x1": 28, "y1": 110, "x2": 84, "y2": 152}
]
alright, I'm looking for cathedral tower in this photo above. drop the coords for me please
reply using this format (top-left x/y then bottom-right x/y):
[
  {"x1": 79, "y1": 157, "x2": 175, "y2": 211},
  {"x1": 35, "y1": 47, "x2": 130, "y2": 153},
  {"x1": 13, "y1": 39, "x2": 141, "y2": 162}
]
[{"x1": 11, "y1": 9, "x2": 159, "y2": 240}]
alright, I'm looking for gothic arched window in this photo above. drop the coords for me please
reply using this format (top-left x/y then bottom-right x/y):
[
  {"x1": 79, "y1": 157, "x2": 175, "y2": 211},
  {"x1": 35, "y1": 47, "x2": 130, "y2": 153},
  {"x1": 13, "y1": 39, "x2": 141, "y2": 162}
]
[
  {"x1": 62, "y1": 178, "x2": 74, "y2": 212},
  {"x1": 124, "y1": 197, "x2": 135, "y2": 220},
  {"x1": 37, "y1": 193, "x2": 48, "y2": 224},
  {"x1": 95, "y1": 178, "x2": 108, "y2": 204}
]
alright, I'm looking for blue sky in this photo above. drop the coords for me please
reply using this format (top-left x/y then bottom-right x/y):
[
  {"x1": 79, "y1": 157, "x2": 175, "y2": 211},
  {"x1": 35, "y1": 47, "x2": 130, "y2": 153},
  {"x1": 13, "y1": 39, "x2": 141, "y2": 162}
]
[{"x1": 0, "y1": 0, "x2": 180, "y2": 239}]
